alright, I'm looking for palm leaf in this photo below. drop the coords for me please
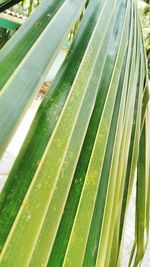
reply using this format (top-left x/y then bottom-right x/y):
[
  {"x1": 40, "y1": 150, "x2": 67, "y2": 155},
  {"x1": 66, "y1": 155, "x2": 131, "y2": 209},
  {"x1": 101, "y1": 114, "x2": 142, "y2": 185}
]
[
  {"x1": 0, "y1": 0, "x2": 87, "y2": 157},
  {"x1": 0, "y1": 0, "x2": 104, "y2": 251},
  {"x1": 0, "y1": 0, "x2": 149, "y2": 266}
]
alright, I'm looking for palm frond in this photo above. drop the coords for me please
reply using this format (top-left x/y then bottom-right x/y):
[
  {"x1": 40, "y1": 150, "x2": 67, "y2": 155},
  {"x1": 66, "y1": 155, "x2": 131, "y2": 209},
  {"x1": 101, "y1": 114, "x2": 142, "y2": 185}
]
[{"x1": 0, "y1": 0, "x2": 149, "y2": 266}]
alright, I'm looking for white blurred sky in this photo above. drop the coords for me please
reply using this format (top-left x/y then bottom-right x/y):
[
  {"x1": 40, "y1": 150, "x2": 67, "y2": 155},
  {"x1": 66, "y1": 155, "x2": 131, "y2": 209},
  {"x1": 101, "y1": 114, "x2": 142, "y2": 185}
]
[{"x1": 138, "y1": 0, "x2": 148, "y2": 8}]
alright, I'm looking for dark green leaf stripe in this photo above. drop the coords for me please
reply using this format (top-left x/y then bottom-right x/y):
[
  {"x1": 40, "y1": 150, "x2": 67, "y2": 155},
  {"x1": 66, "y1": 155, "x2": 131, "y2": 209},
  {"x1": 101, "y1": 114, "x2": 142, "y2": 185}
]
[{"x1": 0, "y1": 0, "x2": 21, "y2": 12}]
